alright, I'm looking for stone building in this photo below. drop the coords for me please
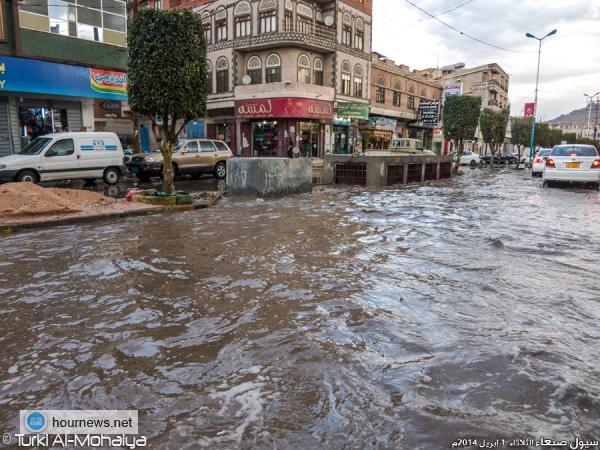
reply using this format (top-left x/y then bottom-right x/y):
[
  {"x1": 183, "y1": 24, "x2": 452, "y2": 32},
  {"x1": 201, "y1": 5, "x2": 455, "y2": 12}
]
[
  {"x1": 167, "y1": 0, "x2": 373, "y2": 157},
  {"x1": 368, "y1": 52, "x2": 442, "y2": 151}
]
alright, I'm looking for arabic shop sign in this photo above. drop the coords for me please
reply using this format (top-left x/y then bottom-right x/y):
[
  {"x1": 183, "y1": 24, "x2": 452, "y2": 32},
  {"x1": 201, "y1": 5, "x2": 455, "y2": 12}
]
[
  {"x1": 0, "y1": 55, "x2": 127, "y2": 100},
  {"x1": 367, "y1": 116, "x2": 397, "y2": 131},
  {"x1": 418, "y1": 100, "x2": 440, "y2": 126},
  {"x1": 335, "y1": 101, "x2": 369, "y2": 120},
  {"x1": 235, "y1": 97, "x2": 334, "y2": 120}
]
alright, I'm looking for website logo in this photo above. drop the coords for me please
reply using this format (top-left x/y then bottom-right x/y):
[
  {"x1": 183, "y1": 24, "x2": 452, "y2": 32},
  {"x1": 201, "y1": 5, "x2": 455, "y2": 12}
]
[
  {"x1": 90, "y1": 68, "x2": 127, "y2": 96},
  {"x1": 25, "y1": 411, "x2": 47, "y2": 433}
]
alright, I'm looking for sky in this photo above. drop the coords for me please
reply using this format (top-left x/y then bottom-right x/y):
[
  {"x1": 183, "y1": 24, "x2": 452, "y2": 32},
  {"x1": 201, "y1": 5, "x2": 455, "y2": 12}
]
[{"x1": 372, "y1": 0, "x2": 600, "y2": 121}]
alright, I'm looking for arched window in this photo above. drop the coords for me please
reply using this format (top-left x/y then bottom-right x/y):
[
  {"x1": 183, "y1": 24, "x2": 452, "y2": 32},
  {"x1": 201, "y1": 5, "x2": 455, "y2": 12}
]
[
  {"x1": 216, "y1": 57, "x2": 229, "y2": 93},
  {"x1": 342, "y1": 13, "x2": 352, "y2": 46},
  {"x1": 206, "y1": 60, "x2": 213, "y2": 94},
  {"x1": 298, "y1": 54, "x2": 311, "y2": 84},
  {"x1": 215, "y1": 7, "x2": 228, "y2": 42},
  {"x1": 313, "y1": 57, "x2": 323, "y2": 86},
  {"x1": 354, "y1": 17, "x2": 364, "y2": 50},
  {"x1": 341, "y1": 60, "x2": 351, "y2": 95},
  {"x1": 247, "y1": 56, "x2": 262, "y2": 84},
  {"x1": 393, "y1": 81, "x2": 401, "y2": 106},
  {"x1": 376, "y1": 76, "x2": 385, "y2": 103},
  {"x1": 258, "y1": 0, "x2": 277, "y2": 33},
  {"x1": 266, "y1": 53, "x2": 281, "y2": 83},
  {"x1": 201, "y1": 12, "x2": 211, "y2": 44},
  {"x1": 353, "y1": 64, "x2": 363, "y2": 97},
  {"x1": 284, "y1": 0, "x2": 293, "y2": 30},
  {"x1": 296, "y1": 4, "x2": 313, "y2": 34},
  {"x1": 234, "y1": 1, "x2": 251, "y2": 37}
]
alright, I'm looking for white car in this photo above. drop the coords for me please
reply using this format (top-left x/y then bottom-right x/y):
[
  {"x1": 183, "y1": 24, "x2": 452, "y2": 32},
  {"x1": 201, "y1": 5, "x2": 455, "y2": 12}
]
[
  {"x1": 532, "y1": 149, "x2": 552, "y2": 176},
  {"x1": 0, "y1": 132, "x2": 125, "y2": 185},
  {"x1": 543, "y1": 144, "x2": 600, "y2": 188},
  {"x1": 458, "y1": 150, "x2": 481, "y2": 167}
]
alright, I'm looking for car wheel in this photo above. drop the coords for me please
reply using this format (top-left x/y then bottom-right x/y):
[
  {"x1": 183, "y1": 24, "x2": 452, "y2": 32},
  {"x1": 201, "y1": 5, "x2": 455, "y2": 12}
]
[
  {"x1": 16, "y1": 170, "x2": 39, "y2": 183},
  {"x1": 103, "y1": 167, "x2": 120, "y2": 185},
  {"x1": 214, "y1": 161, "x2": 227, "y2": 179},
  {"x1": 469, "y1": 159, "x2": 477, "y2": 167}
]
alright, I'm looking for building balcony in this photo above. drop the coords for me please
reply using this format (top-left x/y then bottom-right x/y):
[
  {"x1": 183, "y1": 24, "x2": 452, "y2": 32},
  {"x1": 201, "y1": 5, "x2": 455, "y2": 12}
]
[
  {"x1": 228, "y1": 22, "x2": 337, "y2": 53},
  {"x1": 235, "y1": 82, "x2": 335, "y2": 102}
]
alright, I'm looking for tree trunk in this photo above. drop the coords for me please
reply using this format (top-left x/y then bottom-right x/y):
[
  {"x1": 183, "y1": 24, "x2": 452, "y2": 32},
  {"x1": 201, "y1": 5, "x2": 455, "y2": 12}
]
[
  {"x1": 161, "y1": 141, "x2": 175, "y2": 194},
  {"x1": 515, "y1": 144, "x2": 522, "y2": 169},
  {"x1": 453, "y1": 139, "x2": 463, "y2": 174},
  {"x1": 133, "y1": 114, "x2": 141, "y2": 154},
  {"x1": 488, "y1": 142, "x2": 493, "y2": 168}
]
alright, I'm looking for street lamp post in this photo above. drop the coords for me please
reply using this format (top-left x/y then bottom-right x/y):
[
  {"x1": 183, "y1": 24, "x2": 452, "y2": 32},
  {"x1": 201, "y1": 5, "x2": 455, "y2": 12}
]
[
  {"x1": 584, "y1": 92, "x2": 599, "y2": 140},
  {"x1": 526, "y1": 29, "x2": 557, "y2": 161}
]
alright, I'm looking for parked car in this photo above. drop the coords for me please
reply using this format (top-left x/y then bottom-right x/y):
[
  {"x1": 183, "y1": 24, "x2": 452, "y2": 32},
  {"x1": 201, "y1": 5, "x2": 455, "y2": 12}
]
[
  {"x1": 386, "y1": 138, "x2": 425, "y2": 154},
  {"x1": 0, "y1": 132, "x2": 125, "y2": 185},
  {"x1": 480, "y1": 152, "x2": 518, "y2": 165},
  {"x1": 452, "y1": 150, "x2": 480, "y2": 166},
  {"x1": 531, "y1": 149, "x2": 552, "y2": 176},
  {"x1": 127, "y1": 139, "x2": 233, "y2": 181},
  {"x1": 543, "y1": 144, "x2": 600, "y2": 188}
]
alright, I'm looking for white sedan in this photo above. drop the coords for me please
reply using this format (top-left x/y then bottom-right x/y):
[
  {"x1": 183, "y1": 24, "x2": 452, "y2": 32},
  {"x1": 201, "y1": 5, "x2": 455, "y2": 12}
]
[
  {"x1": 457, "y1": 151, "x2": 481, "y2": 167},
  {"x1": 543, "y1": 145, "x2": 600, "y2": 188},
  {"x1": 532, "y1": 149, "x2": 551, "y2": 176}
]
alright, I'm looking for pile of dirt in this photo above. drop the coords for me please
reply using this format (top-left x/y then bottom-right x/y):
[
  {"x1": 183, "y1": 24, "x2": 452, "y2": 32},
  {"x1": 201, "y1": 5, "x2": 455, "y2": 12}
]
[{"x1": 0, "y1": 183, "x2": 154, "y2": 225}]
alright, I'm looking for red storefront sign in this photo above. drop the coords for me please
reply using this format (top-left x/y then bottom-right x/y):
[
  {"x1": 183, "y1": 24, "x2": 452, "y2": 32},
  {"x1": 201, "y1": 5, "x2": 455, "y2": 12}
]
[
  {"x1": 235, "y1": 97, "x2": 334, "y2": 120},
  {"x1": 524, "y1": 102, "x2": 535, "y2": 118}
]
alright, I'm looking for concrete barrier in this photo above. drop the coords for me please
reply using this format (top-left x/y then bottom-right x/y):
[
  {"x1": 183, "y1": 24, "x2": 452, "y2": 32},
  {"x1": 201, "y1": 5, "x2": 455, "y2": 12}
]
[
  {"x1": 226, "y1": 157, "x2": 313, "y2": 197},
  {"x1": 321, "y1": 153, "x2": 453, "y2": 187}
]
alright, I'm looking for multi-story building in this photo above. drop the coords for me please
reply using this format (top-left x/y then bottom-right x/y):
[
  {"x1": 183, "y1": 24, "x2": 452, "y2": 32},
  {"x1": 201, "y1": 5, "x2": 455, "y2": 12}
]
[
  {"x1": 167, "y1": 0, "x2": 372, "y2": 157},
  {"x1": 368, "y1": 52, "x2": 442, "y2": 150},
  {"x1": 0, "y1": 0, "x2": 128, "y2": 155}
]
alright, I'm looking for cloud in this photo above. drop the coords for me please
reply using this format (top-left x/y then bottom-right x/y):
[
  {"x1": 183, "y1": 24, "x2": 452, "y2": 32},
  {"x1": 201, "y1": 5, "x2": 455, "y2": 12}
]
[{"x1": 372, "y1": 0, "x2": 600, "y2": 119}]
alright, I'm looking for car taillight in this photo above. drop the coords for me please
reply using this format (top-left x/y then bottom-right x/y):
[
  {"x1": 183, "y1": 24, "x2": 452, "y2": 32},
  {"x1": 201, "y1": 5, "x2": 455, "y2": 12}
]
[
  {"x1": 534, "y1": 157, "x2": 542, "y2": 163},
  {"x1": 592, "y1": 159, "x2": 600, "y2": 169},
  {"x1": 546, "y1": 159, "x2": 555, "y2": 168}
]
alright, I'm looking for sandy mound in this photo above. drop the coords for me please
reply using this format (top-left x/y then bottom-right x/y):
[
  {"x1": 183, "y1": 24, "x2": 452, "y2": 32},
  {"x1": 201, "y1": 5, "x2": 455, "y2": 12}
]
[{"x1": 0, "y1": 183, "x2": 116, "y2": 218}]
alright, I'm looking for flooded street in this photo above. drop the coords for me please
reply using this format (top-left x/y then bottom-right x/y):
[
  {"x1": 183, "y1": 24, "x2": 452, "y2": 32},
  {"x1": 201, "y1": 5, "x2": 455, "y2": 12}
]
[{"x1": 1, "y1": 169, "x2": 599, "y2": 449}]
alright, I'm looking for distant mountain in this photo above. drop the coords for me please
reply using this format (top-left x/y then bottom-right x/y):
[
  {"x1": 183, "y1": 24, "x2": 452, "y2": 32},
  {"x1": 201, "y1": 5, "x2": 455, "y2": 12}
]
[{"x1": 549, "y1": 106, "x2": 593, "y2": 125}]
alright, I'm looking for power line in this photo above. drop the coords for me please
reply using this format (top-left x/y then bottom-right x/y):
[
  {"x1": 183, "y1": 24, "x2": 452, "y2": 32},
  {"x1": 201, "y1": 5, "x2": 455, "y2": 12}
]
[
  {"x1": 416, "y1": 0, "x2": 476, "y2": 23},
  {"x1": 403, "y1": 0, "x2": 524, "y2": 53}
]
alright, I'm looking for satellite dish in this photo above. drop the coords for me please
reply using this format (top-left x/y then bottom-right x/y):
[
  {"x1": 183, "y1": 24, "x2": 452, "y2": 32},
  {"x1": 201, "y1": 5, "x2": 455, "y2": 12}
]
[
  {"x1": 242, "y1": 75, "x2": 252, "y2": 85},
  {"x1": 324, "y1": 16, "x2": 334, "y2": 27}
]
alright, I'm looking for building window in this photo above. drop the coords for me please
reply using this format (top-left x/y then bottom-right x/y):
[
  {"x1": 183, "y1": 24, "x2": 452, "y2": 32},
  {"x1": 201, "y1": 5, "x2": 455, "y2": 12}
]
[
  {"x1": 341, "y1": 61, "x2": 351, "y2": 95},
  {"x1": 202, "y1": 13, "x2": 211, "y2": 44},
  {"x1": 354, "y1": 30, "x2": 363, "y2": 50},
  {"x1": 154, "y1": 0, "x2": 162, "y2": 9},
  {"x1": 216, "y1": 57, "x2": 229, "y2": 93},
  {"x1": 298, "y1": 54, "x2": 311, "y2": 84},
  {"x1": 266, "y1": 53, "x2": 281, "y2": 83},
  {"x1": 21, "y1": 0, "x2": 127, "y2": 45},
  {"x1": 247, "y1": 56, "x2": 262, "y2": 84},
  {"x1": 342, "y1": 25, "x2": 351, "y2": 46},
  {"x1": 284, "y1": 10, "x2": 293, "y2": 31},
  {"x1": 207, "y1": 61, "x2": 213, "y2": 94},
  {"x1": 259, "y1": 10, "x2": 277, "y2": 33},
  {"x1": 235, "y1": 15, "x2": 251, "y2": 37},
  {"x1": 353, "y1": 65, "x2": 363, "y2": 97},
  {"x1": 376, "y1": 86, "x2": 385, "y2": 103},
  {"x1": 408, "y1": 95, "x2": 415, "y2": 109},
  {"x1": 215, "y1": 7, "x2": 228, "y2": 42},
  {"x1": 313, "y1": 57, "x2": 323, "y2": 86},
  {"x1": 393, "y1": 91, "x2": 401, "y2": 107}
]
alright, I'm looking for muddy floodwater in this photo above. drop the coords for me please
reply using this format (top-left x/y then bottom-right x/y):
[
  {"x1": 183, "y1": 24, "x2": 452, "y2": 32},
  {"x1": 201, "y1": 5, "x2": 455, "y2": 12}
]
[{"x1": 1, "y1": 170, "x2": 599, "y2": 449}]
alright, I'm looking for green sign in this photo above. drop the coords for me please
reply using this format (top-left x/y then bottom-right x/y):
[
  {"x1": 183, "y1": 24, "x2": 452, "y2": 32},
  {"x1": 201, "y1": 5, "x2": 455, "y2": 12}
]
[{"x1": 335, "y1": 102, "x2": 369, "y2": 120}]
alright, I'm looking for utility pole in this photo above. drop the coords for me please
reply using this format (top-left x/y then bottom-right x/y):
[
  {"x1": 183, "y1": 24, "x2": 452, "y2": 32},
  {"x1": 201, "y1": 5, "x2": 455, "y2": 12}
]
[{"x1": 595, "y1": 98, "x2": 599, "y2": 142}]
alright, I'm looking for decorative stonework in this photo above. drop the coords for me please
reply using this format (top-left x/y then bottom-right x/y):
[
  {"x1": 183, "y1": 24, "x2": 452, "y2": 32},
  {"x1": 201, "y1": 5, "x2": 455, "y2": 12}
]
[
  {"x1": 234, "y1": 1, "x2": 251, "y2": 15},
  {"x1": 215, "y1": 7, "x2": 227, "y2": 20},
  {"x1": 216, "y1": 57, "x2": 229, "y2": 70},
  {"x1": 284, "y1": 0, "x2": 293, "y2": 10},
  {"x1": 266, "y1": 53, "x2": 281, "y2": 67},
  {"x1": 258, "y1": 0, "x2": 277, "y2": 11},
  {"x1": 247, "y1": 55, "x2": 261, "y2": 69},
  {"x1": 296, "y1": 3, "x2": 313, "y2": 18}
]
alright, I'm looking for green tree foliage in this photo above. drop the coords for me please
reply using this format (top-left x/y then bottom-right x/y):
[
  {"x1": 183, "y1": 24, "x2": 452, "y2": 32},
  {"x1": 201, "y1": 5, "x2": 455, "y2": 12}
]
[
  {"x1": 480, "y1": 108, "x2": 509, "y2": 167},
  {"x1": 511, "y1": 117, "x2": 532, "y2": 168},
  {"x1": 443, "y1": 95, "x2": 482, "y2": 172},
  {"x1": 128, "y1": 8, "x2": 207, "y2": 193},
  {"x1": 562, "y1": 132, "x2": 577, "y2": 144}
]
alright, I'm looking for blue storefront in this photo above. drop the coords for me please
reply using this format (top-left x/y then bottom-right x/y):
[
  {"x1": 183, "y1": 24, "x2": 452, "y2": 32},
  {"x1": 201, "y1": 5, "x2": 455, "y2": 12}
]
[{"x1": 0, "y1": 55, "x2": 127, "y2": 156}]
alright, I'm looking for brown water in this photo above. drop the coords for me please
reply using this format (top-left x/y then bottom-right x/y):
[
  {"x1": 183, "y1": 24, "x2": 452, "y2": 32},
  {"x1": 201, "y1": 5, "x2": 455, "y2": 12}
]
[{"x1": 1, "y1": 169, "x2": 599, "y2": 449}]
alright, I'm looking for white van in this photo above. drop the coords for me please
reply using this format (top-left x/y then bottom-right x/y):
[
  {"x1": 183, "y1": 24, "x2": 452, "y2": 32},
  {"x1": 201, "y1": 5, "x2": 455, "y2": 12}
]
[{"x1": 0, "y1": 132, "x2": 125, "y2": 185}]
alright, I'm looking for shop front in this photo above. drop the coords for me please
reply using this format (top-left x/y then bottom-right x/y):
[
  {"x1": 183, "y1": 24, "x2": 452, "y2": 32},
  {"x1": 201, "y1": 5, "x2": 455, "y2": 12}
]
[
  {"x1": 363, "y1": 116, "x2": 397, "y2": 150},
  {"x1": 333, "y1": 101, "x2": 369, "y2": 154},
  {"x1": 235, "y1": 97, "x2": 334, "y2": 158},
  {"x1": 0, "y1": 55, "x2": 127, "y2": 155}
]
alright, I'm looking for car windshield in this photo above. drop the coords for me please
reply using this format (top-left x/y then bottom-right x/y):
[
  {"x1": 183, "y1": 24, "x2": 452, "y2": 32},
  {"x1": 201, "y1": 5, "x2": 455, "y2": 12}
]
[
  {"x1": 538, "y1": 150, "x2": 551, "y2": 157},
  {"x1": 18, "y1": 137, "x2": 52, "y2": 155},
  {"x1": 552, "y1": 146, "x2": 598, "y2": 157}
]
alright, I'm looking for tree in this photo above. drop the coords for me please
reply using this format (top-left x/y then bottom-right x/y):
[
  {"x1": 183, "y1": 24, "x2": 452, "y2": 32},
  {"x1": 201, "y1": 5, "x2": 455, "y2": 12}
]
[
  {"x1": 510, "y1": 117, "x2": 530, "y2": 168},
  {"x1": 443, "y1": 95, "x2": 482, "y2": 173},
  {"x1": 128, "y1": 8, "x2": 207, "y2": 193},
  {"x1": 563, "y1": 132, "x2": 577, "y2": 144},
  {"x1": 480, "y1": 108, "x2": 509, "y2": 167}
]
